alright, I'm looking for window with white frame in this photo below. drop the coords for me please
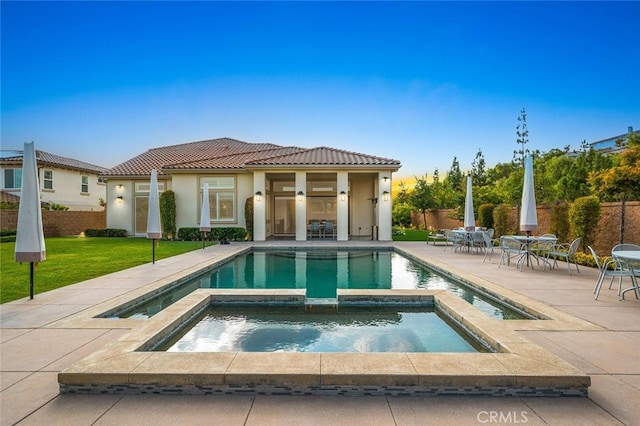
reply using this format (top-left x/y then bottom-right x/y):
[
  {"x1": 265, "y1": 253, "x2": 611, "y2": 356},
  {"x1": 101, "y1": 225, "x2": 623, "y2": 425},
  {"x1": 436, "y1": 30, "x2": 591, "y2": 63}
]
[
  {"x1": 81, "y1": 175, "x2": 89, "y2": 193},
  {"x1": 43, "y1": 169, "x2": 53, "y2": 190},
  {"x1": 201, "y1": 176, "x2": 236, "y2": 222},
  {"x1": 3, "y1": 168, "x2": 22, "y2": 189}
]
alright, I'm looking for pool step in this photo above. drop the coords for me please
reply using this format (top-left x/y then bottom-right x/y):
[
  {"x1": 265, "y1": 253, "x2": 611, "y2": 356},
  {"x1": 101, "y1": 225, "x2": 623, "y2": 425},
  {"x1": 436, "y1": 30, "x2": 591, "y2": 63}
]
[{"x1": 304, "y1": 298, "x2": 338, "y2": 312}]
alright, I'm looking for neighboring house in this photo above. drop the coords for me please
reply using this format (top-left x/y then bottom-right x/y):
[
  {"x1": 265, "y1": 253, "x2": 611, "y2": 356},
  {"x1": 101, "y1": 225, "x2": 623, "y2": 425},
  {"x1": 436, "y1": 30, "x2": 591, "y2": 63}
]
[
  {"x1": 102, "y1": 137, "x2": 401, "y2": 241},
  {"x1": 0, "y1": 149, "x2": 108, "y2": 211},
  {"x1": 588, "y1": 126, "x2": 638, "y2": 154}
]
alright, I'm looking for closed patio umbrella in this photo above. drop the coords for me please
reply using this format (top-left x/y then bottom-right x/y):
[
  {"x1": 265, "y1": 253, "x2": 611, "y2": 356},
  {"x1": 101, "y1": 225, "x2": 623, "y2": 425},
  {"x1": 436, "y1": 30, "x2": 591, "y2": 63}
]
[
  {"x1": 520, "y1": 155, "x2": 538, "y2": 236},
  {"x1": 147, "y1": 169, "x2": 162, "y2": 263},
  {"x1": 464, "y1": 175, "x2": 475, "y2": 232},
  {"x1": 199, "y1": 183, "x2": 211, "y2": 249},
  {"x1": 14, "y1": 141, "x2": 46, "y2": 300}
]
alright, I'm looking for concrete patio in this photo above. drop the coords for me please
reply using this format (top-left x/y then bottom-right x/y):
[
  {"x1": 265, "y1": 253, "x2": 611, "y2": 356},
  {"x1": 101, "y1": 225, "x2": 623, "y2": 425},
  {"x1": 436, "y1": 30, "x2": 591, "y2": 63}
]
[{"x1": 1, "y1": 241, "x2": 638, "y2": 425}]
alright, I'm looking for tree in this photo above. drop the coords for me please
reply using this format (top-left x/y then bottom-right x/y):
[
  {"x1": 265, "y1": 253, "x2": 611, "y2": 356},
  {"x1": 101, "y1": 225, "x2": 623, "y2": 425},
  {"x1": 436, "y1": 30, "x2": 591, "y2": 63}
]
[
  {"x1": 513, "y1": 108, "x2": 530, "y2": 166},
  {"x1": 445, "y1": 156, "x2": 463, "y2": 193},
  {"x1": 409, "y1": 175, "x2": 433, "y2": 229},
  {"x1": 159, "y1": 190, "x2": 176, "y2": 240},
  {"x1": 471, "y1": 149, "x2": 487, "y2": 186},
  {"x1": 394, "y1": 181, "x2": 410, "y2": 205},
  {"x1": 589, "y1": 132, "x2": 640, "y2": 202}
]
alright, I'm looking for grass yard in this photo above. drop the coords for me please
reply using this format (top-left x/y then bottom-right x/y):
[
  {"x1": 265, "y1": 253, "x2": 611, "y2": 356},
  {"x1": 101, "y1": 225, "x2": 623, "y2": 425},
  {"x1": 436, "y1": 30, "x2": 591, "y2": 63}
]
[
  {"x1": 1, "y1": 237, "x2": 212, "y2": 304},
  {"x1": 391, "y1": 228, "x2": 430, "y2": 242}
]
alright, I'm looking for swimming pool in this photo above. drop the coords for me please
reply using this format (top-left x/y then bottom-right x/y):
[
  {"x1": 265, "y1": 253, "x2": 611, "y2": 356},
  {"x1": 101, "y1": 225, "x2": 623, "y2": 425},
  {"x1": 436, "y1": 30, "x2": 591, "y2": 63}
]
[
  {"x1": 108, "y1": 249, "x2": 529, "y2": 320},
  {"x1": 156, "y1": 305, "x2": 487, "y2": 353}
]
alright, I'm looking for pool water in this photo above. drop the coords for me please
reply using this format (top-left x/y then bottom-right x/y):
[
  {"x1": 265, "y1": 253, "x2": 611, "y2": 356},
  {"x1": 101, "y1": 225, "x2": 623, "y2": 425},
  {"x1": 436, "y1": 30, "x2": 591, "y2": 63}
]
[
  {"x1": 115, "y1": 250, "x2": 526, "y2": 320},
  {"x1": 156, "y1": 305, "x2": 486, "y2": 353}
]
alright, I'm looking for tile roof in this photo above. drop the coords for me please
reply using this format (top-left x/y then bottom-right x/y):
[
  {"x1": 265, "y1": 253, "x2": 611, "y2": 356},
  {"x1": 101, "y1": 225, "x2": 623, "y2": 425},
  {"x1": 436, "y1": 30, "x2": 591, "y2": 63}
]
[
  {"x1": 0, "y1": 150, "x2": 107, "y2": 174},
  {"x1": 103, "y1": 138, "x2": 401, "y2": 176},
  {"x1": 245, "y1": 146, "x2": 401, "y2": 167}
]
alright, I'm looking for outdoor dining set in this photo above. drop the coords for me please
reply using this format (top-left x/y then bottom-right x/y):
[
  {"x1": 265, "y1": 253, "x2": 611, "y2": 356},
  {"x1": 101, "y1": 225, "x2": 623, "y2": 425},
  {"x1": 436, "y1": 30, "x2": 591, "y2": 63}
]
[{"x1": 438, "y1": 228, "x2": 640, "y2": 301}]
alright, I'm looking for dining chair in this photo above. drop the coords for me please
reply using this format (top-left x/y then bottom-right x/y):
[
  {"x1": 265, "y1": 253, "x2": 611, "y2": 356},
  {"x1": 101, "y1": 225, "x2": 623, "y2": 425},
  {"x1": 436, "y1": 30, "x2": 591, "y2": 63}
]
[
  {"x1": 498, "y1": 236, "x2": 526, "y2": 270},
  {"x1": 589, "y1": 246, "x2": 638, "y2": 300},
  {"x1": 544, "y1": 237, "x2": 582, "y2": 275},
  {"x1": 611, "y1": 243, "x2": 640, "y2": 299},
  {"x1": 308, "y1": 220, "x2": 322, "y2": 239},
  {"x1": 482, "y1": 232, "x2": 499, "y2": 263},
  {"x1": 323, "y1": 221, "x2": 336, "y2": 239}
]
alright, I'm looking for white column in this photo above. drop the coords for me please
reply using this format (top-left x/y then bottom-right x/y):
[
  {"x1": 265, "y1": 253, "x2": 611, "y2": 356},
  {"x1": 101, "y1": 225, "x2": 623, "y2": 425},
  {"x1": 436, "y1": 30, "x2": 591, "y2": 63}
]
[
  {"x1": 295, "y1": 171, "x2": 307, "y2": 241},
  {"x1": 378, "y1": 172, "x2": 392, "y2": 241},
  {"x1": 253, "y1": 171, "x2": 266, "y2": 241},
  {"x1": 337, "y1": 171, "x2": 349, "y2": 241}
]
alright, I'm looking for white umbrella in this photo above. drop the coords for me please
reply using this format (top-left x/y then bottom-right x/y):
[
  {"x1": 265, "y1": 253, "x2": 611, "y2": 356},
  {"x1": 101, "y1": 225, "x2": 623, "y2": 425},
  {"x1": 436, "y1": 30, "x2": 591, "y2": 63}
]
[
  {"x1": 464, "y1": 175, "x2": 475, "y2": 232},
  {"x1": 14, "y1": 141, "x2": 46, "y2": 299},
  {"x1": 520, "y1": 155, "x2": 538, "y2": 235},
  {"x1": 199, "y1": 183, "x2": 211, "y2": 249},
  {"x1": 146, "y1": 169, "x2": 162, "y2": 263}
]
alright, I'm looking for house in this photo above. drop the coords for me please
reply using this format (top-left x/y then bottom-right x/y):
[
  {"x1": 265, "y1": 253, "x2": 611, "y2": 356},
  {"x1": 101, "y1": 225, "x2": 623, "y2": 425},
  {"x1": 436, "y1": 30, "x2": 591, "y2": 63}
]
[
  {"x1": 102, "y1": 138, "x2": 401, "y2": 241},
  {"x1": 0, "y1": 149, "x2": 108, "y2": 211},
  {"x1": 588, "y1": 126, "x2": 638, "y2": 154}
]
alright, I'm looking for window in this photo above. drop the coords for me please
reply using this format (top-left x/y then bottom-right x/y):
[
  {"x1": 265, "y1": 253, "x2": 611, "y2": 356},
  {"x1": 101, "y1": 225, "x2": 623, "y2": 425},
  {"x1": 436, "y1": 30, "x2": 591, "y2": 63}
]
[
  {"x1": 81, "y1": 176, "x2": 89, "y2": 193},
  {"x1": 43, "y1": 170, "x2": 53, "y2": 190},
  {"x1": 3, "y1": 168, "x2": 22, "y2": 189},
  {"x1": 201, "y1": 176, "x2": 236, "y2": 222}
]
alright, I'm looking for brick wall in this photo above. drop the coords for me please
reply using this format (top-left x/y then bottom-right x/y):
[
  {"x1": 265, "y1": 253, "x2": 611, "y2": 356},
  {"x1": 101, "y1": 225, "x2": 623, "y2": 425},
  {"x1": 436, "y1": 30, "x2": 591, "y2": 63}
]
[
  {"x1": 1, "y1": 210, "x2": 106, "y2": 237},
  {"x1": 414, "y1": 201, "x2": 640, "y2": 253}
]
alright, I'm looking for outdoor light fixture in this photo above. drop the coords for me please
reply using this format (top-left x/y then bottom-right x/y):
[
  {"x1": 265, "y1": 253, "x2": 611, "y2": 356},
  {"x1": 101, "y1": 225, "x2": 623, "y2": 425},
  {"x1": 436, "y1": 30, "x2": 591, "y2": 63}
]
[
  {"x1": 116, "y1": 196, "x2": 124, "y2": 202},
  {"x1": 383, "y1": 191, "x2": 390, "y2": 201},
  {"x1": 297, "y1": 191, "x2": 304, "y2": 201},
  {"x1": 255, "y1": 191, "x2": 262, "y2": 201},
  {"x1": 340, "y1": 190, "x2": 346, "y2": 201},
  {"x1": 116, "y1": 184, "x2": 123, "y2": 190},
  {"x1": 383, "y1": 176, "x2": 389, "y2": 183}
]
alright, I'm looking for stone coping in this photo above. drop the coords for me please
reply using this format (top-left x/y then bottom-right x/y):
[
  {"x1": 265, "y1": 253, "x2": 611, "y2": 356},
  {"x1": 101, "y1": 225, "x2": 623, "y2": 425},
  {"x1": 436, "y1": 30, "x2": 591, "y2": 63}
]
[
  {"x1": 58, "y1": 290, "x2": 590, "y2": 396},
  {"x1": 53, "y1": 243, "x2": 601, "y2": 396}
]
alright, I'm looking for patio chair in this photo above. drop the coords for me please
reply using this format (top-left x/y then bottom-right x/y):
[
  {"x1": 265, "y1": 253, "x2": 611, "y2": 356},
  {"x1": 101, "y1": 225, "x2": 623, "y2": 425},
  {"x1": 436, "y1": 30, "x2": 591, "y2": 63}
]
[
  {"x1": 324, "y1": 220, "x2": 336, "y2": 239},
  {"x1": 498, "y1": 236, "x2": 526, "y2": 270},
  {"x1": 611, "y1": 244, "x2": 640, "y2": 299},
  {"x1": 589, "y1": 246, "x2": 639, "y2": 300},
  {"x1": 544, "y1": 237, "x2": 582, "y2": 275},
  {"x1": 308, "y1": 220, "x2": 322, "y2": 239},
  {"x1": 481, "y1": 232, "x2": 500, "y2": 263}
]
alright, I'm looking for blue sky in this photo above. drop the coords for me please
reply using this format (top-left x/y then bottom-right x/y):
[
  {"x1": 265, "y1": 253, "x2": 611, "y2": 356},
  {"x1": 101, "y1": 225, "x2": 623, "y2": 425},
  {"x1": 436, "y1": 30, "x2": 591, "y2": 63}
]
[{"x1": 2, "y1": 1, "x2": 639, "y2": 178}]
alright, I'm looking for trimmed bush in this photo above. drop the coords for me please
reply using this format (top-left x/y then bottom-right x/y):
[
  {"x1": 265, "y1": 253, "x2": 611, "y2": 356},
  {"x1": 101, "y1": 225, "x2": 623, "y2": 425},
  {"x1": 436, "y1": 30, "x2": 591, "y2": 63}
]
[
  {"x1": 549, "y1": 200, "x2": 570, "y2": 242},
  {"x1": 160, "y1": 190, "x2": 176, "y2": 240},
  {"x1": 478, "y1": 203, "x2": 494, "y2": 229},
  {"x1": 492, "y1": 204, "x2": 512, "y2": 237},
  {"x1": 84, "y1": 228, "x2": 128, "y2": 237},
  {"x1": 177, "y1": 227, "x2": 246, "y2": 242},
  {"x1": 392, "y1": 202, "x2": 412, "y2": 227},
  {"x1": 245, "y1": 197, "x2": 254, "y2": 241},
  {"x1": 569, "y1": 196, "x2": 601, "y2": 252}
]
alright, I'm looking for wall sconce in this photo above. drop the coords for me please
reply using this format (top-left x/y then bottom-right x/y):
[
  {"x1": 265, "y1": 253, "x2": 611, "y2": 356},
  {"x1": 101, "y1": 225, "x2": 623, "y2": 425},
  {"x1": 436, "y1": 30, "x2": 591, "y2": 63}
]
[
  {"x1": 382, "y1": 176, "x2": 389, "y2": 183},
  {"x1": 297, "y1": 191, "x2": 304, "y2": 201},
  {"x1": 255, "y1": 191, "x2": 262, "y2": 201},
  {"x1": 116, "y1": 184, "x2": 123, "y2": 190},
  {"x1": 116, "y1": 196, "x2": 124, "y2": 202},
  {"x1": 340, "y1": 190, "x2": 346, "y2": 201},
  {"x1": 382, "y1": 191, "x2": 390, "y2": 201}
]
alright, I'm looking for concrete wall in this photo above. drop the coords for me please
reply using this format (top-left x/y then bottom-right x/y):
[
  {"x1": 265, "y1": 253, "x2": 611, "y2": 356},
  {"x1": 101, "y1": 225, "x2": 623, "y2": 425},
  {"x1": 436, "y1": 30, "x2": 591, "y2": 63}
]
[
  {"x1": 1, "y1": 210, "x2": 106, "y2": 237},
  {"x1": 414, "y1": 201, "x2": 640, "y2": 253}
]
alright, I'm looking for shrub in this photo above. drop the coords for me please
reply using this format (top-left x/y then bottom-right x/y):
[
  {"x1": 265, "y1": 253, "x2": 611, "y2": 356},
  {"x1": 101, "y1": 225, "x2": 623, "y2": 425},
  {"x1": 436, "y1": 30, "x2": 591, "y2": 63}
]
[
  {"x1": 42, "y1": 203, "x2": 69, "y2": 211},
  {"x1": 569, "y1": 195, "x2": 601, "y2": 252},
  {"x1": 177, "y1": 227, "x2": 246, "y2": 242},
  {"x1": 160, "y1": 190, "x2": 176, "y2": 240},
  {"x1": 478, "y1": 203, "x2": 494, "y2": 229},
  {"x1": 549, "y1": 200, "x2": 570, "y2": 242},
  {"x1": 392, "y1": 202, "x2": 412, "y2": 227},
  {"x1": 85, "y1": 228, "x2": 128, "y2": 237},
  {"x1": 245, "y1": 197, "x2": 254, "y2": 241},
  {"x1": 492, "y1": 204, "x2": 512, "y2": 237}
]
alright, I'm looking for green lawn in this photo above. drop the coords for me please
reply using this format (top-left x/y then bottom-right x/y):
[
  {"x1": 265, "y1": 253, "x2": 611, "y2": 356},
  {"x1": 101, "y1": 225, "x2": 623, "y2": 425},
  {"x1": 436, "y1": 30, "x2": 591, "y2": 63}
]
[
  {"x1": 392, "y1": 229, "x2": 430, "y2": 241},
  {"x1": 1, "y1": 237, "x2": 213, "y2": 304}
]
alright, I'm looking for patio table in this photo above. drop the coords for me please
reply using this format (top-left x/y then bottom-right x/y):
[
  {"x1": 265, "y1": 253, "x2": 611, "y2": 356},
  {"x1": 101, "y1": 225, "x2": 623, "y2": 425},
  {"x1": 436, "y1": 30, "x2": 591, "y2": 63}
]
[
  {"x1": 508, "y1": 235, "x2": 557, "y2": 270},
  {"x1": 613, "y1": 250, "x2": 640, "y2": 299}
]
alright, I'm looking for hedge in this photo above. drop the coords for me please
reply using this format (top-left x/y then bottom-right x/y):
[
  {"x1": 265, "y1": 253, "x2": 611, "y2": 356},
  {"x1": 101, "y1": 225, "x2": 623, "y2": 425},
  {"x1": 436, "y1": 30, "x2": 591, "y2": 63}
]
[
  {"x1": 177, "y1": 227, "x2": 246, "y2": 242},
  {"x1": 84, "y1": 228, "x2": 128, "y2": 237}
]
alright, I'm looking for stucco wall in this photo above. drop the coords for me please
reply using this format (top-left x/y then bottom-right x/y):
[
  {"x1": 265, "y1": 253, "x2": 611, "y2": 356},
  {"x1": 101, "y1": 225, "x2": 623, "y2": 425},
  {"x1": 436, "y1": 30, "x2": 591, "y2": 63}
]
[{"x1": 415, "y1": 201, "x2": 640, "y2": 253}]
